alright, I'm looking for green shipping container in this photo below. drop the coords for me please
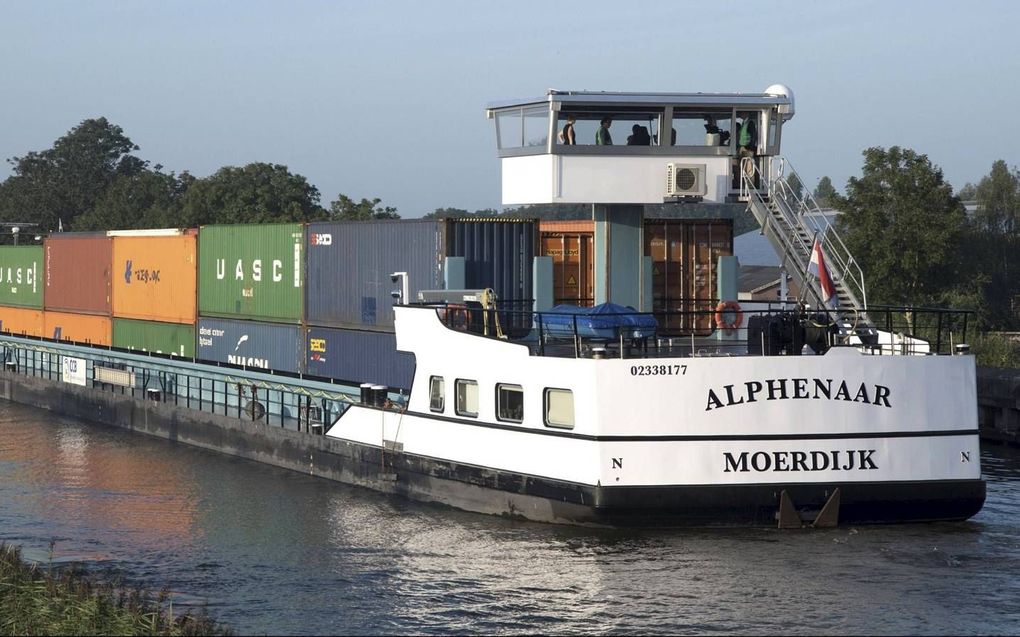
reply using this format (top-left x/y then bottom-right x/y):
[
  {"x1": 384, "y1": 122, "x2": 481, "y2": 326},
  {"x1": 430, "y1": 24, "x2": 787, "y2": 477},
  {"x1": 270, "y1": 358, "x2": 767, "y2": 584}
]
[
  {"x1": 0, "y1": 246, "x2": 43, "y2": 308},
  {"x1": 113, "y1": 318, "x2": 196, "y2": 358},
  {"x1": 198, "y1": 224, "x2": 304, "y2": 323}
]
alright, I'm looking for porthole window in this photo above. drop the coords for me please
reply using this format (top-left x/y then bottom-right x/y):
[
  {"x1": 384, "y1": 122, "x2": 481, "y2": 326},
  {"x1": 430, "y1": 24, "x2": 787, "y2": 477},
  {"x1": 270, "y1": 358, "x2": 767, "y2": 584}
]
[
  {"x1": 429, "y1": 376, "x2": 445, "y2": 413},
  {"x1": 496, "y1": 384, "x2": 524, "y2": 423},
  {"x1": 544, "y1": 388, "x2": 574, "y2": 429},
  {"x1": 455, "y1": 379, "x2": 478, "y2": 418}
]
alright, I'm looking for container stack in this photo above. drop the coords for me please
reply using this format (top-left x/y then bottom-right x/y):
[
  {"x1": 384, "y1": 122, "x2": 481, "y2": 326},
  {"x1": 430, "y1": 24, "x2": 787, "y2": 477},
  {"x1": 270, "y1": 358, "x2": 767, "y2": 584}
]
[
  {"x1": 196, "y1": 224, "x2": 305, "y2": 373},
  {"x1": 0, "y1": 245, "x2": 45, "y2": 337},
  {"x1": 44, "y1": 233, "x2": 113, "y2": 345},
  {"x1": 110, "y1": 229, "x2": 198, "y2": 357}
]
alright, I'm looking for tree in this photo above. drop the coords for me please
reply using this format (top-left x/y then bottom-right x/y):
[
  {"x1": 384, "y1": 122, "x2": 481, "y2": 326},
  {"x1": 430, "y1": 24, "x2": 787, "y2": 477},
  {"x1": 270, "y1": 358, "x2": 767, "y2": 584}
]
[
  {"x1": 0, "y1": 117, "x2": 144, "y2": 231},
  {"x1": 813, "y1": 176, "x2": 838, "y2": 208},
  {"x1": 423, "y1": 207, "x2": 472, "y2": 219},
  {"x1": 973, "y1": 160, "x2": 1020, "y2": 235},
  {"x1": 835, "y1": 146, "x2": 967, "y2": 307},
  {"x1": 327, "y1": 195, "x2": 400, "y2": 221},
  {"x1": 957, "y1": 182, "x2": 978, "y2": 201},
  {"x1": 179, "y1": 163, "x2": 325, "y2": 226},
  {"x1": 74, "y1": 169, "x2": 193, "y2": 231},
  {"x1": 970, "y1": 160, "x2": 1020, "y2": 329}
]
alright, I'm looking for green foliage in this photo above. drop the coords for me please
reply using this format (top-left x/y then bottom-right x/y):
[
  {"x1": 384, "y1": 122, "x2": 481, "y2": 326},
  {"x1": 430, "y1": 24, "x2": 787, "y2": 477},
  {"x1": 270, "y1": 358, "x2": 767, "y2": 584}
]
[
  {"x1": 328, "y1": 194, "x2": 399, "y2": 221},
  {"x1": 180, "y1": 163, "x2": 325, "y2": 226},
  {"x1": 0, "y1": 118, "x2": 144, "y2": 231},
  {"x1": 973, "y1": 160, "x2": 1020, "y2": 234},
  {"x1": 957, "y1": 182, "x2": 978, "y2": 201},
  {"x1": 813, "y1": 176, "x2": 838, "y2": 207},
  {"x1": 74, "y1": 170, "x2": 194, "y2": 231},
  {"x1": 0, "y1": 543, "x2": 230, "y2": 636},
  {"x1": 835, "y1": 146, "x2": 967, "y2": 307},
  {"x1": 970, "y1": 332, "x2": 1020, "y2": 369}
]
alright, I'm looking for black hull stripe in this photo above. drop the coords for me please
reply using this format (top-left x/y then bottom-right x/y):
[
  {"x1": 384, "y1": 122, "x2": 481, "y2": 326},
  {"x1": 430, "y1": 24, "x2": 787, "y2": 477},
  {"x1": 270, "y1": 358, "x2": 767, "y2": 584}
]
[
  {"x1": 393, "y1": 409, "x2": 977, "y2": 442},
  {"x1": 318, "y1": 439, "x2": 986, "y2": 526}
]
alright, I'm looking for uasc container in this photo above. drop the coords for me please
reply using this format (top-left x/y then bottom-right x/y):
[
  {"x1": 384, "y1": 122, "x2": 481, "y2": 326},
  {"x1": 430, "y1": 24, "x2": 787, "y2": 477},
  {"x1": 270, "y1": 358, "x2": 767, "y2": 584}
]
[
  {"x1": 0, "y1": 246, "x2": 44, "y2": 308},
  {"x1": 44, "y1": 234, "x2": 112, "y2": 315},
  {"x1": 198, "y1": 224, "x2": 304, "y2": 323},
  {"x1": 113, "y1": 318, "x2": 196, "y2": 358},
  {"x1": 306, "y1": 220, "x2": 445, "y2": 330},
  {"x1": 0, "y1": 305, "x2": 44, "y2": 337},
  {"x1": 44, "y1": 311, "x2": 111, "y2": 345},
  {"x1": 111, "y1": 230, "x2": 197, "y2": 324},
  {"x1": 197, "y1": 317, "x2": 302, "y2": 373}
]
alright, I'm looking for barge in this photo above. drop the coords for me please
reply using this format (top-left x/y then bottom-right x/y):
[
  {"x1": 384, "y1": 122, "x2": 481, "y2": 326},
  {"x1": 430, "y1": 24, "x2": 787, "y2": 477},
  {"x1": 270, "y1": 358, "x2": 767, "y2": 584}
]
[{"x1": 0, "y1": 85, "x2": 985, "y2": 527}]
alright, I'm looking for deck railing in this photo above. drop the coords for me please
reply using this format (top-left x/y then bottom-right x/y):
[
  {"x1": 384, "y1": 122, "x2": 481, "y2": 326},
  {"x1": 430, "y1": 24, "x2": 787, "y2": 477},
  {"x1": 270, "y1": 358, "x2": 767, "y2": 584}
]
[{"x1": 432, "y1": 303, "x2": 975, "y2": 359}]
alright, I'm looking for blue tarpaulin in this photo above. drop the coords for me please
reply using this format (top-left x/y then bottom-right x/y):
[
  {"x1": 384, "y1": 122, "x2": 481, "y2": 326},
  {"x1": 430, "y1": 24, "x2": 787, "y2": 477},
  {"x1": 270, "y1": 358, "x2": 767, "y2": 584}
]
[{"x1": 538, "y1": 303, "x2": 657, "y2": 339}]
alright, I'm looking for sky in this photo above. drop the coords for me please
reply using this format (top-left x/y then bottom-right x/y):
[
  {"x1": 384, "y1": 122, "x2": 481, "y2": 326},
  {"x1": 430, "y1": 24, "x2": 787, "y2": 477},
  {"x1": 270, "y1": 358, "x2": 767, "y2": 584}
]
[{"x1": 1, "y1": 0, "x2": 1017, "y2": 217}]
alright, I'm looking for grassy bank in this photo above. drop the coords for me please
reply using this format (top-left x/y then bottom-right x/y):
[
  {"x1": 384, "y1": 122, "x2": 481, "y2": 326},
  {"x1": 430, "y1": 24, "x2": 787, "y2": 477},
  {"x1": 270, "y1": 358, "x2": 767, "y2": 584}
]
[{"x1": 0, "y1": 543, "x2": 231, "y2": 636}]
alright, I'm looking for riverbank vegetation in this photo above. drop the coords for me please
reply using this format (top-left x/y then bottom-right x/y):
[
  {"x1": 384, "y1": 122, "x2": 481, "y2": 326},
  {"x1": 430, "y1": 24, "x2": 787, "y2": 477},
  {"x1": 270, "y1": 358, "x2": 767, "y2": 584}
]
[{"x1": 0, "y1": 543, "x2": 230, "y2": 636}]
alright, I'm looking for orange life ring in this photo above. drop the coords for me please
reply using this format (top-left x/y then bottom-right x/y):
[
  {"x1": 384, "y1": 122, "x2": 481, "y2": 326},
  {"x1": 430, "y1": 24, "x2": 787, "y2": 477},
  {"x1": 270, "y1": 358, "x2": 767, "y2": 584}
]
[
  {"x1": 715, "y1": 300, "x2": 743, "y2": 332},
  {"x1": 447, "y1": 303, "x2": 469, "y2": 330}
]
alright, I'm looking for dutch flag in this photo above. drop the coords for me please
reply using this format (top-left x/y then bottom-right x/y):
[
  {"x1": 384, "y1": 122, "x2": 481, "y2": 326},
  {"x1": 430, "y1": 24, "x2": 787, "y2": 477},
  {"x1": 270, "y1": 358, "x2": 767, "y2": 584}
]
[{"x1": 808, "y1": 238, "x2": 838, "y2": 309}]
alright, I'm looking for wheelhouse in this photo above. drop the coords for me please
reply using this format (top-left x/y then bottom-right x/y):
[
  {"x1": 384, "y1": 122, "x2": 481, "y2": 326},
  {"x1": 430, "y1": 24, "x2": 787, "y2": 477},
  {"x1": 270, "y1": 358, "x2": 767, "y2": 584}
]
[{"x1": 486, "y1": 87, "x2": 794, "y2": 205}]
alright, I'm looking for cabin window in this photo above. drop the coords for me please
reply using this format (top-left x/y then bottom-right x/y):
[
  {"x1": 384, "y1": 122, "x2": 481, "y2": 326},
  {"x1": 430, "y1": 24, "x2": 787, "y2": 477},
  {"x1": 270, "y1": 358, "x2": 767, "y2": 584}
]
[
  {"x1": 429, "y1": 376, "x2": 445, "y2": 413},
  {"x1": 544, "y1": 388, "x2": 574, "y2": 429},
  {"x1": 496, "y1": 384, "x2": 524, "y2": 423},
  {"x1": 556, "y1": 110, "x2": 664, "y2": 147},
  {"x1": 671, "y1": 109, "x2": 733, "y2": 149},
  {"x1": 455, "y1": 379, "x2": 479, "y2": 418},
  {"x1": 523, "y1": 107, "x2": 549, "y2": 149},
  {"x1": 496, "y1": 108, "x2": 523, "y2": 149}
]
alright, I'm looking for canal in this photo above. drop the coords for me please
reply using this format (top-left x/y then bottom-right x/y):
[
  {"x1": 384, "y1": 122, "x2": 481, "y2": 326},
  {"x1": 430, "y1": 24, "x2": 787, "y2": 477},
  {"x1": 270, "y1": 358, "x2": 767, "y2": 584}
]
[{"x1": 1, "y1": 401, "x2": 1018, "y2": 635}]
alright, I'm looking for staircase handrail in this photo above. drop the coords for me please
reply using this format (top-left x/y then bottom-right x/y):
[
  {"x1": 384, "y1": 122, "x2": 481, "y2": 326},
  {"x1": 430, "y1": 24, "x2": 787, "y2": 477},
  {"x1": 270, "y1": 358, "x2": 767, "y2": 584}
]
[
  {"x1": 743, "y1": 156, "x2": 868, "y2": 310},
  {"x1": 771, "y1": 157, "x2": 867, "y2": 309}
]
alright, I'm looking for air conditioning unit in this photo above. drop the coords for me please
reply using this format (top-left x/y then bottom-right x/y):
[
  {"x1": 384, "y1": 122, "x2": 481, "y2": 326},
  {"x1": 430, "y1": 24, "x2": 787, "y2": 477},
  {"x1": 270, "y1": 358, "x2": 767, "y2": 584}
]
[{"x1": 666, "y1": 163, "x2": 707, "y2": 197}]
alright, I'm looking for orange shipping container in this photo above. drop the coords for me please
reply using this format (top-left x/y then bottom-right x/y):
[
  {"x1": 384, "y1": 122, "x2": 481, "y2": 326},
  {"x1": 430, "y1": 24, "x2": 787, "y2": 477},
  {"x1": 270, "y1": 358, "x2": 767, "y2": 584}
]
[
  {"x1": 44, "y1": 311, "x2": 111, "y2": 345},
  {"x1": 111, "y1": 230, "x2": 197, "y2": 324},
  {"x1": 0, "y1": 305, "x2": 44, "y2": 337}
]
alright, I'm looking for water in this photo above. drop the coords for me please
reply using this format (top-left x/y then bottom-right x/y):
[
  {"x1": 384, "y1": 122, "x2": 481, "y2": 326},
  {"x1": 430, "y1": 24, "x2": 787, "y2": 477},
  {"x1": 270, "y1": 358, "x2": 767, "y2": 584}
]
[{"x1": 1, "y1": 401, "x2": 1018, "y2": 635}]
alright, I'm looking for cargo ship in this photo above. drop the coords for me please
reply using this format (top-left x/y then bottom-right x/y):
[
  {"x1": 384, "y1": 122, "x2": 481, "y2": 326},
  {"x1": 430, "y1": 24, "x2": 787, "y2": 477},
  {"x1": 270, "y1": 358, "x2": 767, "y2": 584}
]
[{"x1": 0, "y1": 86, "x2": 985, "y2": 527}]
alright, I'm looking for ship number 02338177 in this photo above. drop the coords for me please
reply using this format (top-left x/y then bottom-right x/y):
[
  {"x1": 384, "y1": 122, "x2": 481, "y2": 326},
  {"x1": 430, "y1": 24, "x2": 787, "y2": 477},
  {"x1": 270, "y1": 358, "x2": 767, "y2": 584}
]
[{"x1": 630, "y1": 364, "x2": 687, "y2": 376}]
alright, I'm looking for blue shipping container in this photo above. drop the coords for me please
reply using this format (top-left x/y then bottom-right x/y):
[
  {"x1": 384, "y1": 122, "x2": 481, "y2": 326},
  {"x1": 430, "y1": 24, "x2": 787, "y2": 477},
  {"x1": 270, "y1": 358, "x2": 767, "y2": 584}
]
[
  {"x1": 197, "y1": 317, "x2": 303, "y2": 373},
  {"x1": 445, "y1": 219, "x2": 536, "y2": 303},
  {"x1": 306, "y1": 326, "x2": 415, "y2": 390},
  {"x1": 306, "y1": 220, "x2": 445, "y2": 330}
]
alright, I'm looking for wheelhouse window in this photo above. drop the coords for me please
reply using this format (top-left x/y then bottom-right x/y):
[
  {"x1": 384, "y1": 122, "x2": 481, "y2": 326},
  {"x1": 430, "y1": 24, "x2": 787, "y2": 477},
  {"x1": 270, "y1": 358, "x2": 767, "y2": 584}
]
[
  {"x1": 496, "y1": 106, "x2": 551, "y2": 150},
  {"x1": 671, "y1": 109, "x2": 733, "y2": 149},
  {"x1": 556, "y1": 110, "x2": 664, "y2": 147},
  {"x1": 496, "y1": 384, "x2": 524, "y2": 423},
  {"x1": 544, "y1": 388, "x2": 574, "y2": 429},
  {"x1": 455, "y1": 379, "x2": 479, "y2": 418},
  {"x1": 429, "y1": 376, "x2": 445, "y2": 413}
]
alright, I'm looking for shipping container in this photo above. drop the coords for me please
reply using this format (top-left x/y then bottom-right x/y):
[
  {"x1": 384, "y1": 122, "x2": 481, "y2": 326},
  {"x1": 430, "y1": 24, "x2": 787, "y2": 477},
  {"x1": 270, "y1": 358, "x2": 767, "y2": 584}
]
[
  {"x1": 0, "y1": 246, "x2": 44, "y2": 308},
  {"x1": 111, "y1": 230, "x2": 197, "y2": 324},
  {"x1": 445, "y1": 219, "x2": 536, "y2": 305},
  {"x1": 306, "y1": 219, "x2": 445, "y2": 330},
  {"x1": 44, "y1": 311, "x2": 111, "y2": 345},
  {"x1": 198, "y1": 224, "x2": 304, "y2": 323},
  {"x1": 306, "y1": 326, "x2": 415, "y2": 390},
  {"x1": 113, "y1": 318, "x2": 196, "y2": 358},
  {"x1": 0, "y1": 305, "x2": 44, "y2": 337},
  {"x1": 197, "y1": 317, "x2": 302, "y2": 373},
  {"x1": 644, "y1": 219, "x2": 733, "y2": 334},
  {"x1": 539, "y1": 220, "x2": 594, "y2": 307},
  {"x1": 44, "y1": 234, "x2": 112, "y2": 315}
]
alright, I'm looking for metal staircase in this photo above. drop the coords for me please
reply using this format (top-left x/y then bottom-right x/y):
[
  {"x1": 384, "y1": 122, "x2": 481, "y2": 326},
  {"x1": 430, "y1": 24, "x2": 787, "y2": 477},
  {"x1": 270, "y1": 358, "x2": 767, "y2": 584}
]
[{"x1": 740, "y1": 157, "x2": 877, "y2": 343}]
